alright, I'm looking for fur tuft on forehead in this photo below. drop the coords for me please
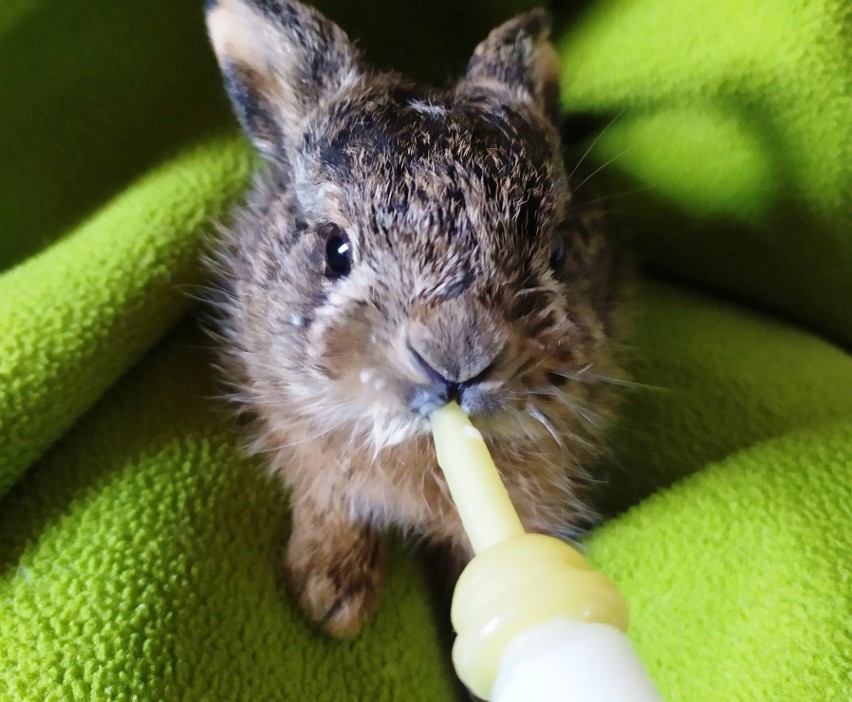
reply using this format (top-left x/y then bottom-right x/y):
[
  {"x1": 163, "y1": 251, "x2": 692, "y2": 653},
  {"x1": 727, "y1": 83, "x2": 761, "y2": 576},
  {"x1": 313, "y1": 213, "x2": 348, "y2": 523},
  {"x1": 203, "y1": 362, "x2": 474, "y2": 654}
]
[{"x1": 297, "y1": 79, "x2": 567, "y2": 264}]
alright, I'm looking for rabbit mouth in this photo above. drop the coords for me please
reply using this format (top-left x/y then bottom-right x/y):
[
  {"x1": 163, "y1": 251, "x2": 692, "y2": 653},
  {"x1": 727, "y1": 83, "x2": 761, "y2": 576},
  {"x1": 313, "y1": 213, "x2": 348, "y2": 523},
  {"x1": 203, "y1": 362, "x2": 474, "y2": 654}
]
[
  {"x1": 406, "y1": 378, "x2": 504, "y2": 418},
  {"x1": 346, "y1": 343, "x2": 601, "y2": 450},
  {"x1": 347, "y1": 375, "x2": 505, "y2": 452},
  {"x1": 349, "y1": 371, "x2": 599, "y2": 455}
]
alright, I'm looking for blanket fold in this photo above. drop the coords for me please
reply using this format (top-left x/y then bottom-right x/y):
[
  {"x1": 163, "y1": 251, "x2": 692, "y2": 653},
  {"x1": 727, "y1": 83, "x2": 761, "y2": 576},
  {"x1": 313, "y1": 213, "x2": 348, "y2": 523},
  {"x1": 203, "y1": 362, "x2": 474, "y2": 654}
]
[{"x1": 0, "y1": 135, "x2": 252, "y2": 496}]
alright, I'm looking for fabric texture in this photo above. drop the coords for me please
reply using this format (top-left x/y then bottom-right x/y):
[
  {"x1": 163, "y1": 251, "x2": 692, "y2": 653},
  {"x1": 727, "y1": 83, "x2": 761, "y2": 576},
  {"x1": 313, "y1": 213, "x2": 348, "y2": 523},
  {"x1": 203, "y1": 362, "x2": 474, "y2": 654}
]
[{"x1": 1, "y1": 1, "x2": 849, "y2": 700}]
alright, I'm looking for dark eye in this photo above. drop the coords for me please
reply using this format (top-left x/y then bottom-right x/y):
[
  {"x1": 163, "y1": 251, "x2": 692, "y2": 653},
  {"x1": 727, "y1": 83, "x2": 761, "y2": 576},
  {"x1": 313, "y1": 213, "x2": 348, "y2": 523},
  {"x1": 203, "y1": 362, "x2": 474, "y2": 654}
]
[
  {"x1": 323, "y1": 223, "x2": 352, "y2": 278},
  {"x1": 549, "y1": 233, "x2": 567, "y2": 271}
]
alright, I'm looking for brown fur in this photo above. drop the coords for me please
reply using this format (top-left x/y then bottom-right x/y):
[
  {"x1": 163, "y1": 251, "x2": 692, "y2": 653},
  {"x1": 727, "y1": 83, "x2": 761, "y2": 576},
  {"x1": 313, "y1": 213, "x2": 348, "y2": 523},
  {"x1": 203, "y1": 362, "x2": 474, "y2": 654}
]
[{"x1": 205, "y1": 0, "x2": 628, "y2": 638}]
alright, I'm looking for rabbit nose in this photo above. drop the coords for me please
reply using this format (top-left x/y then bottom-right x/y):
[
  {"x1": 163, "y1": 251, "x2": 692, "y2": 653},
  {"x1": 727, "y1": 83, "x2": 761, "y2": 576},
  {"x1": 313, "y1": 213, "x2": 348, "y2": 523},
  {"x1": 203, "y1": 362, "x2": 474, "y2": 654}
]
[
  {"x1": 406, "y1": 297, "x2": 508, "y2": 414},
  {"x1": 408, "y1": 344, "x2": 460, "y2": 401},
  {"x1": 407, "y1": 342, "x2": 497, "y2": 401}
]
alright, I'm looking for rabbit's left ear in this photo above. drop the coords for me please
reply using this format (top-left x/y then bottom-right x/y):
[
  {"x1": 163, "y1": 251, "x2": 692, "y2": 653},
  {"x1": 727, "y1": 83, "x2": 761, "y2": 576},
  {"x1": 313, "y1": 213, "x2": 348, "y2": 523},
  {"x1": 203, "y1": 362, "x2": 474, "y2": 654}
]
[
  {"x1": 460, "y1": 8, "x2": 561, "y2": 124},
  {"x1": 205, "y1": 0, "x2": 362, "y2": 158}
]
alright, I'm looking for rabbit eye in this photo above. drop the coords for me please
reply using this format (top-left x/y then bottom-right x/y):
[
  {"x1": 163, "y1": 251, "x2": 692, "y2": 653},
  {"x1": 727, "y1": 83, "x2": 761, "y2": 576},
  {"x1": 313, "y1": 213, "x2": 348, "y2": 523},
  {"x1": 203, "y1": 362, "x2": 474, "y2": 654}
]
[
  {"x1": 323, "y1": 224, "x2": 352, "y2": 278},
  {"x1": 549, "y1": 233, "x2": 567, "y2": 271}
]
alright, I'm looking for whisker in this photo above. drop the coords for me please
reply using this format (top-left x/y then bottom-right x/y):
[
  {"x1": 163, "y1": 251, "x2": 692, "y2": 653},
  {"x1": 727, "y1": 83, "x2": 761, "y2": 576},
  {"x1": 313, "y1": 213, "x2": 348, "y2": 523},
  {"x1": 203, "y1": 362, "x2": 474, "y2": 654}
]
[
  {"x1": 572, "y1": 136, "x2": 651, "y2": 193},
  {"x1": 549, "y1": 368, "x2": 666, "y2": 392},
  {"x1": 584, "y1": 374, "x2": 667, "y2": 391},
  {"x1": 568, "y1": 108, "x2": 625, "y2": 181},
  {"x1": 525, "y1": 404, "x2": 566, "y2": 452},
  {"x1": 582, "y1": 186, "x2": 653, "y2": 206},
  {"x1": 533, "y1": 386, "x2": 601, "y2": 427},
  {"x1": 516, "y1": 286, "x2": 554, "y2": 298},
  {"x1": 255, "y1": 425, "x2": 337, "y2": 453}
]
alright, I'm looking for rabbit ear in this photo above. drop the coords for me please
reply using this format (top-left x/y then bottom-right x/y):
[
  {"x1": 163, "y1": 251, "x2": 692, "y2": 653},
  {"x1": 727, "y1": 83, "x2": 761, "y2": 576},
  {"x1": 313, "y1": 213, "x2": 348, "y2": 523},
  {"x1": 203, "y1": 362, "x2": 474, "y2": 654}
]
[
  {"x1": 206, "y1": 0, "x2": 361, "y2": 158},
  {"x1": 460, "y1": 9, "x2": 561, "y2": 124}
]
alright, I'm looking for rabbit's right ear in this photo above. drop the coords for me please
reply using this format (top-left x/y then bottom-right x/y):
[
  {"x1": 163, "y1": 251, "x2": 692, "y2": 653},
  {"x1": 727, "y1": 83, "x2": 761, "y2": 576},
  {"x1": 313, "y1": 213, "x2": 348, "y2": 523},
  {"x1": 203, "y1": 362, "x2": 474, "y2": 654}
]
[
  {"x1": 460, "y1": 9, "x2": 560, "y2": 125},
  {"x1": 205, "y1": 0, "x2": 362, "y2": 158}
]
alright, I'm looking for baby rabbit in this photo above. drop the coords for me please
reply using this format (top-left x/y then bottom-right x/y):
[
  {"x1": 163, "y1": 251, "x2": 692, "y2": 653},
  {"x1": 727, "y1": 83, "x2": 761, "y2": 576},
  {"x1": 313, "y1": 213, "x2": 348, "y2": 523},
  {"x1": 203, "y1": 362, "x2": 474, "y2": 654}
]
[{"x1": 205, "y1": 0, "x2": 626, "y2": 638}]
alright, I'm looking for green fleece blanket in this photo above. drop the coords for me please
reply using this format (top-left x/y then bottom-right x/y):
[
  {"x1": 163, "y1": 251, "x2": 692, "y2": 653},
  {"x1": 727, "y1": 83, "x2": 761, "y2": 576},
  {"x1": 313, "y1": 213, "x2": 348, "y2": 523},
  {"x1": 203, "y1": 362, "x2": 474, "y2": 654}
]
[{"x1": 1, "y1": 1, "x2": 850, "y2": 700}]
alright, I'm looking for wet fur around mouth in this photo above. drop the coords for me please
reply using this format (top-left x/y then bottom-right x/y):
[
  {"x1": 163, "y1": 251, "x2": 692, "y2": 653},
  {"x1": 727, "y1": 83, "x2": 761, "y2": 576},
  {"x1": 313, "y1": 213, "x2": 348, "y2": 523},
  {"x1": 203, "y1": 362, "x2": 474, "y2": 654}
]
[{"x1": 204, "y1": 0, "x2": 630, "y2": 639}]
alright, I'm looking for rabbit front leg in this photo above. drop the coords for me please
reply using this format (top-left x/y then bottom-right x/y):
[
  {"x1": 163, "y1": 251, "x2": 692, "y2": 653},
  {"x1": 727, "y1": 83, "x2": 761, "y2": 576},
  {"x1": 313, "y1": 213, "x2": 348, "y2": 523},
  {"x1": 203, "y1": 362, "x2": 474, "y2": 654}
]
[{"x1": 286, "y1": 490, "x2": 386, "y2": 639}]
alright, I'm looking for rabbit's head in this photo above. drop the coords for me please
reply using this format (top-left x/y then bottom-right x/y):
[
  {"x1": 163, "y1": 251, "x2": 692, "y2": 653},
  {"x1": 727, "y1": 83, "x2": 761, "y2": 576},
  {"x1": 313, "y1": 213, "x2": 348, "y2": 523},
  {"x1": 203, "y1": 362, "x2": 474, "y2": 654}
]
[{"x1": 207, "y1": 0, "x2": 620, "y2": 451}]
